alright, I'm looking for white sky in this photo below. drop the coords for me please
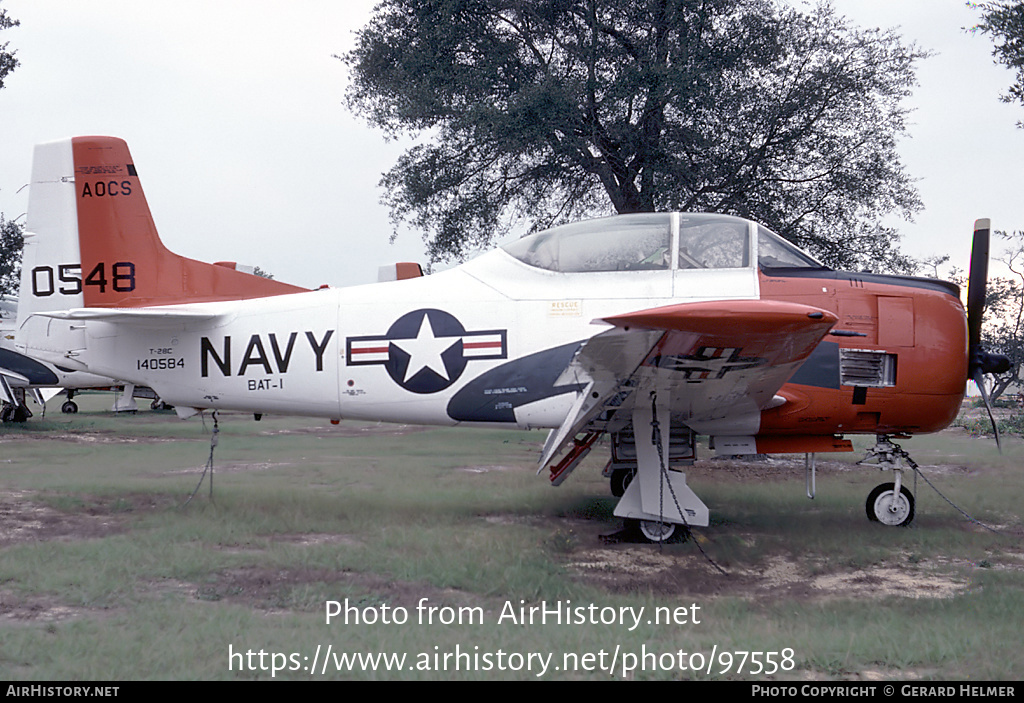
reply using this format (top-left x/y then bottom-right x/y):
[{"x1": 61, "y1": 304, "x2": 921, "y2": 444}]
[{"x1": 1, "y1": 0, "x2": 1022, "y2": 288}]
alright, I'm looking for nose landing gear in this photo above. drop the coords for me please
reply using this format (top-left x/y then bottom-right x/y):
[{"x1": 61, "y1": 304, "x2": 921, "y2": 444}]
[{"x1": 859, "y1": 436, "x2": 918, "y2": 527}]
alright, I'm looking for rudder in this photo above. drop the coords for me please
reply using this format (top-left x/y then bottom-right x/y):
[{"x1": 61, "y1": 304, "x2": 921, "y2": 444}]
[{"x1": 69, "y1": 136, "x2": 306, "y2": 307}]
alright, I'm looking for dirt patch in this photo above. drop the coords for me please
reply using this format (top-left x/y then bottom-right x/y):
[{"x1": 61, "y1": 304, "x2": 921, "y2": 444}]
[
  {"x1": 456, "y1": 465, "x2": 529, "y2": 474},
  {"x1": 683, "y1": 454, "x2": 979, "y2": 482},
  {"x1": 163, "y1": 565, "x2": 495, "y2": 615},
  {"x1": 0, "y1": 490, "x2": 173, "y2": 624},
  {"x1": 0, "y1": 490, "x2": 145, "y2": 547},
  {"x1": 564, "y1": 544, "x2": 973, "y2": 600},
  {"x1": 0, "y1": 431, "x2": 204, "y2": 445},
  {"x1": 0, "y1": 588, "x2": 101, "y2": 625},
  {"x1": 153, "y1": 461, "x2": 296, "y2": 477}
]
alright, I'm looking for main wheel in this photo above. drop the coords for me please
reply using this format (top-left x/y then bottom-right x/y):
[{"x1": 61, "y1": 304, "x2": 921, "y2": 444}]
[
  {"x1": 610, "y1": 468, "x2": 635, "y2": 498},
  {"x1": 866, "y1": 482, "x2": 915, "y2": 526},
  {"x1": 639, "y1": 520, "x2": 676, "y2": 543},
  {"x1": 2, "y1": 402, "x2": 31, "y2": 423},
  {"x1": 61, "y1": 400, "x2": 78, "y2": 414}
]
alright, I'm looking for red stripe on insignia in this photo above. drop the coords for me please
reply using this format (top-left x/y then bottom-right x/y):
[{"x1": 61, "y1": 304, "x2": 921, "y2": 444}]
[{"x1": 352, "y1": 346, "x2": 390, "y2": 355}]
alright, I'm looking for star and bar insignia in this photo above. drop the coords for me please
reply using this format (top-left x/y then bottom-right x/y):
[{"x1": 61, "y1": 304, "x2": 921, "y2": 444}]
[{"x1": 346, "y1": 309, "x2": 507, "y2": 394}]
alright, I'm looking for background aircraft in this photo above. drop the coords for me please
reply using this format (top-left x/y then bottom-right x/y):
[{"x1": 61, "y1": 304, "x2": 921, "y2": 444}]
[
  {"x1": 10, "y1": 136, "x2": 1008, "y2": 541},
  {"x1": 3, "y1": 293, "x2": 170, "y2": 420}
]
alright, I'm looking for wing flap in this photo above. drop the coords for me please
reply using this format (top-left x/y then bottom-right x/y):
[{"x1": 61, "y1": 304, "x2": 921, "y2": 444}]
[{"x1": 539, "y1": 327, "x2": 663, "y2": 470}]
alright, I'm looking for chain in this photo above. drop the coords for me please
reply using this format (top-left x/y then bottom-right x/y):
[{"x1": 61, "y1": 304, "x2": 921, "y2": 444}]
[
  {"x1": 183, "y1": 411, "x2": 219, "y2": 507},
  {"x1": 649, "y1": 392, "x2": 727, "y2": 574}
]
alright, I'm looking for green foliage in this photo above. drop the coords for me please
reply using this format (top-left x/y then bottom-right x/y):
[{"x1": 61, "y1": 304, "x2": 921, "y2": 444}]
[
  {"x1": 0, "y1": 214, "x2": 23, "y2": 296},
  {"x1": 955, "y1": 409, "x2": 1024, "y2": 436},
  {"x1": 947, "y1": 229, "x2": 1024, "y2": 402},
  {"x1": 0, "y1": 4, "x2": 21, "y2": 297},
  {"x1": 343, "y1": 0, "x2": 926, "y2": 270},
  {"x1": 972, "y1": 0, "x2": 1024, "y2": 125},
  {"x1": 0, "y1": 1, "x2": 18, "y2": 90},
  {"x1": 982, "y1": 231, "x2": 1024, "y2": 400}
]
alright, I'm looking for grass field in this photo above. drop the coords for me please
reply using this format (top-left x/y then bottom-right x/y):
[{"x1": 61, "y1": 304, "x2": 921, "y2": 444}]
[{"x1": 1, "y1": 393, "x2": 1022, "y2": 680}]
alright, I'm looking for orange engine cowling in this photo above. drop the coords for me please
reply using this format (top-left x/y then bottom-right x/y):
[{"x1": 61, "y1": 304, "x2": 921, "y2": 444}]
[{"x1": 758, "y1": 269, "x2": 968, "y2": 438}]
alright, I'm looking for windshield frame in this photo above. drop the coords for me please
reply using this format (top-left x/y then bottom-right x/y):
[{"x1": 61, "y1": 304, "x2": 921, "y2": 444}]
[{"x1": 501, "y1": 213, "x2": 758, "y2": 274}]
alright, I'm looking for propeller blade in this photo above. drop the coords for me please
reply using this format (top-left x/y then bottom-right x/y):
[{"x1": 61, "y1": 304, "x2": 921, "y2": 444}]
[
  {"x1": 972, "y1": 367, "x2": 1002, "y2": 453},
  {"x1": 967, "y1": 218, "x2": 991, "y2": 361}
]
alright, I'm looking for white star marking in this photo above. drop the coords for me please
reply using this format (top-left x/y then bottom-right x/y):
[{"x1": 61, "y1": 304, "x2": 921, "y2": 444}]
[{"x1": 392, "y1": 313, "x2": 459, "y2": 383}]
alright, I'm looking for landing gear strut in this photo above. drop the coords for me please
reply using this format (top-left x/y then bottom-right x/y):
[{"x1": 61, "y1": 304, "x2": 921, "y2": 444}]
[
  {"x1": 1, "y1": 386, "x2": 32, "y2": 423},
  {"x1": 859, "y1": 435, "x2": 918, "y2": 527},
  {"x1": 609, "y1": 394, "x2": 708, "y2": 542}
]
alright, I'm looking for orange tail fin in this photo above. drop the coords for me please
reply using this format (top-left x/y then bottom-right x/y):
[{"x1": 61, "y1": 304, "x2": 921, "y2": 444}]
[{"x1": 71, "y1": 136, "x2": 306, "y2": 307}]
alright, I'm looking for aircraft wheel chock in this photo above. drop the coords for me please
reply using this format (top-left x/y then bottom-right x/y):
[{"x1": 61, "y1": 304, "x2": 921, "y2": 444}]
[
  {"x1": 866, "y1": 482, "x2": 915, "y2": 527},
  {"x1": 639, "y1": 519, "x2": 676, "y2": 543}
]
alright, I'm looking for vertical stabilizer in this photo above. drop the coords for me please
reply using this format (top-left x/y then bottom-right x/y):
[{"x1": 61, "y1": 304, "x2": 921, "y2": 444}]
[
  {"x1": 20, "y1": 136, "x2": 305, "y2": 323},
  {"x1": 16, "y1": 139, "x2": 83, "y2": 330}
]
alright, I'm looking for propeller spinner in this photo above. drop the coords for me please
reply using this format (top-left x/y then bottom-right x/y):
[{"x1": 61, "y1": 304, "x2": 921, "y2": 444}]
[{"x1": 966, "y1": 219, "x2": 1012, "y2": 450}]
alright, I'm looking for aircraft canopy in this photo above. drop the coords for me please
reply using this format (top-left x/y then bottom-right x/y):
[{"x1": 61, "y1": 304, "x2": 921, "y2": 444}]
[{"x1": 501, "y1": 213, "x2": 824, "y2": 273}]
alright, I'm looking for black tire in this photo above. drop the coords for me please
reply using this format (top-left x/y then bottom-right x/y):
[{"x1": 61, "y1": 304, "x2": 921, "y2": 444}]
[
  {"x1": 610, "y1": 467, "x2": 636, "y2": 498},
  {"x1": 3, "y1": 402, "x2": 32, "y2": 423},
  {"x1": 866, "y1": 482, "x2": 915, "y2": 526}
]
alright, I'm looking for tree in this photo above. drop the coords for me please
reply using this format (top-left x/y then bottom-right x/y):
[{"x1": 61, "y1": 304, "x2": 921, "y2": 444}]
[
  {"x1": 947, "y1": 230, "x2": 1024, "y2": 402},
  {"x1": 0, "y1": 3, "x2": 19, "y2": 297},
  {"x1": 981, "y1": 231, "x2": 1024, "y2": 401},
  {"x1": 0, "y1": 1, "x2": 17, "y2": 90},
  {"x1": 973, "y1": 0, "x2": 1024, "y2": 124},
  {"x1": 0, "y1": 215, "x2": 22, "y2": 296},
  {"x1": 342, "y1": 0, "x2": 926, "y2": 270}
]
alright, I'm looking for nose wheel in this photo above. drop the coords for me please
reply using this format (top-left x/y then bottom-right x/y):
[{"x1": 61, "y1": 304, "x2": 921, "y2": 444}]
[
  {"x1": 866, "y1": 482, "x2": 915, "y2": 526},
  {"x1": 859, "y1": 436, "x2": 919, "y2": 527}
]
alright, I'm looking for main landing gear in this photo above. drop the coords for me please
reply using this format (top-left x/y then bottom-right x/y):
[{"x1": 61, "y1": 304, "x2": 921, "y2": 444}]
[
  {"x1": 602, "y1": 395, "x2": 708, "y2": 543},
  {"x1": 1, "y1": 386, "x2": 32, "y2": 423},
  {"x1": 859, "y1": 436, "x2": 918, "y2": 527}
]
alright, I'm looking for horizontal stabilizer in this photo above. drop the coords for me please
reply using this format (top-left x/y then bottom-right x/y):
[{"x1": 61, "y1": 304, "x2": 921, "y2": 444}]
[{"x1": 38, "y1": 307, "x2": 223, "y2": 326}]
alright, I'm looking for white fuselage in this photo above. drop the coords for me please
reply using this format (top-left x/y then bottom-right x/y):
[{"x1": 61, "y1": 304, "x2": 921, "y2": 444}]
[{"x1": 68, "y1": 247, "x2": 760, "y2": 428}]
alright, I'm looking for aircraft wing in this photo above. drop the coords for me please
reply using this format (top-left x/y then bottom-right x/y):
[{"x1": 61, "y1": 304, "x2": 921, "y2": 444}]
[{"x1": 539, "y1": 299, "x2": 838, "y2": 469}]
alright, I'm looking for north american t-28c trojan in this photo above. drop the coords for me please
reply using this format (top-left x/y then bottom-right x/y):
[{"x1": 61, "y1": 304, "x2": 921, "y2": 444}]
[{"x1": 11, "y1": 136, "x2": 1009, "y2": 541}]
